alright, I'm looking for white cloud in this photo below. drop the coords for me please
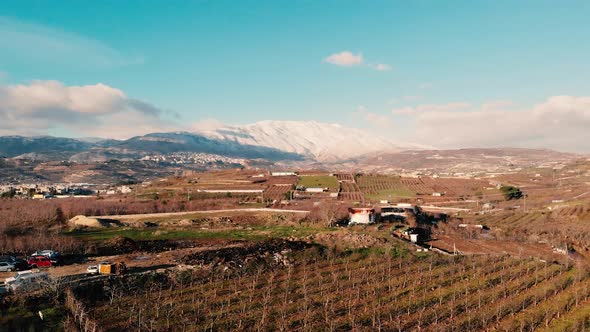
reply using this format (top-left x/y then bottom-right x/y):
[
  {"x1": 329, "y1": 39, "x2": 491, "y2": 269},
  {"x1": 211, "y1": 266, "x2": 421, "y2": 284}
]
[
  {"x1": 391, "y1": 106, "x2": 416, "y2": 116},
  {"x1": 410, "y1": 96, "x2": 590, "y2": 152},
  {"x1": 418, "y1": 83, "x2": 432, "y2": 89},
  {"x1": 353, "y1": 105, "x2": 392, "y2": 128},
  {"x1": 480, "y1": 100, "x2": 514, "y2": 112},
  {"x1": 372, "y1": 63, "x2": 392, "y2": 71},
  {"x1": 0, "y1": 80, "x2": 176, "y2": 138},
  {"x1": 190, "y1": 118, "x2": 226, "y2": 132},
  {"x1": 324, "y1": 51, "x2": 364, "y2": 67},
  {"x1": 392, "y1": 101, "x2": 471, "y2": 115},
  {"x1": 324, "y1": 51, "x2": 392, "y2": 72},
  {"x1": 0, "y1": 16, "x2": 141, "y2": 67}
]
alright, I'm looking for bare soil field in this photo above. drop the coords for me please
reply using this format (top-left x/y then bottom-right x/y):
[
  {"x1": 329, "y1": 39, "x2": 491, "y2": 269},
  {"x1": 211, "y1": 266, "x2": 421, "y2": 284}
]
[{"x1": 426, "y1": 234, "x2": 563, "y2": 259}]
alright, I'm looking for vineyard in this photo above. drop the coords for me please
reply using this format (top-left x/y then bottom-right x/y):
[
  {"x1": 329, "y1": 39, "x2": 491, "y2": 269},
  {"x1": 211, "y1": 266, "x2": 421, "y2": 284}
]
[
  {"x1": 455, "y1": 201, "x2": 590, "y2": 251},
  {"x1": 335, "y1": 173, "x2": 354, "y2": 182},
  {"x1": 87, "y1": 249, "x2": 590, "y2": 331},
  {"x1": 338, "y1": 181, "x2": 364, "y2": 202},
  {"x1": 264, "y1": 184, "x2": 293, "y2": 201},
  {"x1": 356, "y1": 175, "x2": 493, "y2": 203}
]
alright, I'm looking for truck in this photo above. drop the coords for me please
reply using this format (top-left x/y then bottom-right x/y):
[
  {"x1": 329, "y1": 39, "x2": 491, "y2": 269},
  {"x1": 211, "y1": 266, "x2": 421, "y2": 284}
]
[{"x1": 98, "y1": 262, "x2": 127, "y2": 275}]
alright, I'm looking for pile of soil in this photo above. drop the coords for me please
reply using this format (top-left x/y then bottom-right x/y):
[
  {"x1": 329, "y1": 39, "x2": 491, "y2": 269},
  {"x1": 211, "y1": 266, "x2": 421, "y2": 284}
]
[
  {"x1": 181, "y1": 240, "x2": 313, "y2": 272},
  {"x1": 68, "y1": 215, "x2": 123, "y2": 228},
  {"x1": 98, "y1": 236, "x2": 138, "y2": 255},
  {"x1": 307, "y1": 231, "x2": 382, "y2": 249}
]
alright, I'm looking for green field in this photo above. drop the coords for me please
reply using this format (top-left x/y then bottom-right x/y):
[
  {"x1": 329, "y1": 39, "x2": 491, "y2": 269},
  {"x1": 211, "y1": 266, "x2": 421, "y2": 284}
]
[
  {"x1": 365, "y1": 188, "x2": 416, "y2": 201},
  {"x1": 297, "y1": 175, "x2": 339, "y2": 190}
]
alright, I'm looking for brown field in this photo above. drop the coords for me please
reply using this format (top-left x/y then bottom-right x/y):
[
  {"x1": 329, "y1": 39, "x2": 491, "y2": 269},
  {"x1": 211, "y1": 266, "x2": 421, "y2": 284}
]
[{"x1": 5, "y1": 163, "x2": 590, "y2": 331}]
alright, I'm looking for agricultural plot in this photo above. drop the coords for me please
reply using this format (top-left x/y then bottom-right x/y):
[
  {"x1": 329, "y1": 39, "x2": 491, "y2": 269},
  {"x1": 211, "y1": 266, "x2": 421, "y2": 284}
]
[
  {"x1": 297, "y1": 175, "x2": 339, "y2": 191},
  {"x1": 338, "y1": 181, "x2": 365, "y2": 202},
  {"x1": 338, "y1": 192, "x2": 365, "y2": 202},
  {"x1": 356, "y1": 174, "x2": 493, "y2": 203},
  {"x1": 356, "y1": 175, "x2": 417, "y2": 201},
  {"x1": 335, "y1": 173, "x2": 354, "y2": 182},
  {"x1": 264, "y1": 185, "x2": 292, "y2": 201},
  {"x1": 459, "y1": 201, "x2": 590, "y2": 251},
  {"x1": 86, "y1": 250, "x2": 590, "y2": 331}
]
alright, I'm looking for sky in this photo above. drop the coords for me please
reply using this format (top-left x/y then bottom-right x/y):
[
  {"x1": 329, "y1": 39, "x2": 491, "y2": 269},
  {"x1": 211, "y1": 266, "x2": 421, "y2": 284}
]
[{"x1": 1, "y1": 1, "x2": 590, "y2": 152}]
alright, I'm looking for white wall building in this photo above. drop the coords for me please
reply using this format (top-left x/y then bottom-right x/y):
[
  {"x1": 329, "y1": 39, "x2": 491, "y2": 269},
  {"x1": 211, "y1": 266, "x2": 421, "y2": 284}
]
[{"x1": 348, "y1": 208, "x2": 376, "y2": 224}]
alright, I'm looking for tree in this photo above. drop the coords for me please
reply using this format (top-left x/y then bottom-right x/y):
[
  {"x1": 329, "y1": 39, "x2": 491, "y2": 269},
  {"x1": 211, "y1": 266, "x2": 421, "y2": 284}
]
[
  {"x1": 55, "y1": 207, "x2": 66, "y2": 224},
  {"x1": 499, "y1": 185, "x2": 523, "y2": 201}
]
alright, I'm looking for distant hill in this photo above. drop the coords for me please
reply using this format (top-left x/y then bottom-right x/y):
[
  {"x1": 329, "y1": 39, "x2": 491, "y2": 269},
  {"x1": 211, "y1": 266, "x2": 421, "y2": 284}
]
[
  {"x1": 0, "y1": 136, "x2": 95, "y2": 159},
  {"x1": 0, "y1": 131, "x2": 304, "y2": 163},
  {"x1": 111, "y1": 131, "x2": 303, "y2": 161},
  {"x1": 0, "y1": 124, "x2": 583, "y2": 173},
  {"x1": 0, "y1": 121, "x2": 424, "y2": 163},
  {"x1": 357, "y1": 148, "x2": 583, "y2": 173}
]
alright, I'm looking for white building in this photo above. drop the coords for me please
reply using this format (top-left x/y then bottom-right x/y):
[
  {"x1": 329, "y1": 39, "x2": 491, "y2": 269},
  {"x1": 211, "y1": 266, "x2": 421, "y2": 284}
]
[
  {"x1": 305, "y1": 187, "x2": 326, "y2": 193},
  {"x1": 348, "y1": 208, "x2": 376, "y2": 224},
  {"x1": 272, "y1": 171, "x2": 297, "y2": 176}
]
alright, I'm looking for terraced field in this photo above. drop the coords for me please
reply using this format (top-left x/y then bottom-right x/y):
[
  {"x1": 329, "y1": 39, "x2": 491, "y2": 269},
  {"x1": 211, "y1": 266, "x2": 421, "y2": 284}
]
[
  {"x1": 87, "y1": 251, "x2": 590, "y2": 331},
  {"x1": 456, "y1": 201, "x2": 590, "y2": 255},
  {"x1": 338, "y1": 181, "x2": 364, "y2": 202},
  {"x1": 264, "y1": 184, "x2": 293, "y2": 201},
  {"x1": 356, "y1": 174, "x2": 492, "y2": 203}
]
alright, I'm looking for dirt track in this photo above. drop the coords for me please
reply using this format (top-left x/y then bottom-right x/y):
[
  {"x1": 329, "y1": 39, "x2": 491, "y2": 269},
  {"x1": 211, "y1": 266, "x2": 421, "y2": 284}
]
[
  {"x1": 0, "y1": 244, "x2": 245, "y2": 281},
  {"x1": 89, "y1": 208, "x2": 310, "y2": 220}
]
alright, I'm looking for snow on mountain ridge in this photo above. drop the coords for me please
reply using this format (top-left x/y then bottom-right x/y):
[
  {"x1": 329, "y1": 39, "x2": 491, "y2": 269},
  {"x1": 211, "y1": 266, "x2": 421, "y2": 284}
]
[{"x1": 195, "y1": 120, "x2": 414, "y2": 161}]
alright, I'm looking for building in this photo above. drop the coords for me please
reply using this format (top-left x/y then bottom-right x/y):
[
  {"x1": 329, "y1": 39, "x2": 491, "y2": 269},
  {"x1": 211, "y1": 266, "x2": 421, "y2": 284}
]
[
  {"x1": 272, "y1": 171, "x2": 297, "y2": 177},
  {"x1": 348, "y1": 208, "x2": 376, "y2": 224},
  {"x1": 305, "y1": 187, "x2": 326, "y2": 193},
  {"x1": 118, "y1": 186, "x2": 132, "y2": 194}
]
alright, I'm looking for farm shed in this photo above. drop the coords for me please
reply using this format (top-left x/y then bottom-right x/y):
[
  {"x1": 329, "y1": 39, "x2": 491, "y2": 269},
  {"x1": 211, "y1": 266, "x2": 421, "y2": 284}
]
[
  {"x1": 305, "y1": 187, "x2": 326, "y2": 193},
  {"x1": 272, "y1": 171, "x2": 297, "y2": 176},
  {"x1": 348, "y1": 208, "x2": 376, "y2": 224}
]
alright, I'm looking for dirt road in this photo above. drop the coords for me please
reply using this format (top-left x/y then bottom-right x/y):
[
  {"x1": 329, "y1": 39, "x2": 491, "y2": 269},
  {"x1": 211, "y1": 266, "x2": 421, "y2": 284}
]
[
  {"x1": 0, "y1": 244, "x2": 245, "y2": 281},
  {"x1": 89, "y1": 208, "x2": 310, "y2": 220}
]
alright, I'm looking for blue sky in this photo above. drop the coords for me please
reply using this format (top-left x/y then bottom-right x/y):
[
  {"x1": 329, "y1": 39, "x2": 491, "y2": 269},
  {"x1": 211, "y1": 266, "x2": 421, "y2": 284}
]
[{"x1": 1, "y1": 1, "x2": 590, "y2": 151}]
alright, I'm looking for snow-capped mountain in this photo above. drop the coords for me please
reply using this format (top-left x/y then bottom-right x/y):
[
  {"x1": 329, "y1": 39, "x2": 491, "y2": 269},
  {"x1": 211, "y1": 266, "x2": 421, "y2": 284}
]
[
  {"x1": 0, "y1": 121, "x2": 425, "y2": 163},
  {"x1": 196, "y1": 120, "x2": 420, "y2": 162}
]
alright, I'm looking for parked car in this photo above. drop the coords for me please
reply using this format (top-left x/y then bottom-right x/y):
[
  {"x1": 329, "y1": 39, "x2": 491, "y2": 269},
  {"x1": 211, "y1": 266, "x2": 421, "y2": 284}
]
[
  {"x1": 86, "y1": 265, "x2": 99, "y2": 275},
  {"x1": 8, "y1": 272, "x2": 49, "y2": 293},
  {"x1": 28, "y1": 256, "x2": 51, "y2": 268},
  {"x1": 0, "y1": 261, "x2": 15, "y2": 272},
  {"x1": 5, "y1": 270, "x2": 35, "y2": 287},
  {"x1": 0, "y1": 256, "x2": 16, "y2": 263},
  {"x1": 31, "y1": 250, "x2": 60, "y2": 264},
  {"x1": 13, "y1": 258, "x2": 30, "y2": 271}
]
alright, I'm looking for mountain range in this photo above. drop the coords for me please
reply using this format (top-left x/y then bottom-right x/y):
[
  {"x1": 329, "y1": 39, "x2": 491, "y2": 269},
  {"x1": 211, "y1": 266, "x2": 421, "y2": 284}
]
[
  {"x1": 0, "y1": 121, "x2": 418, "y2": 162},
  {"x1": 0, "y1": 121, "x2": 583, "y2": 171}
]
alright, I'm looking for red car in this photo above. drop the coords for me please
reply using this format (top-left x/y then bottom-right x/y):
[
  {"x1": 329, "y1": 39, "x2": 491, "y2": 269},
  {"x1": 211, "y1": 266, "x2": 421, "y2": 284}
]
[{"x1": 28, "y1": 256, "x2": 52, "y2": 268}]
